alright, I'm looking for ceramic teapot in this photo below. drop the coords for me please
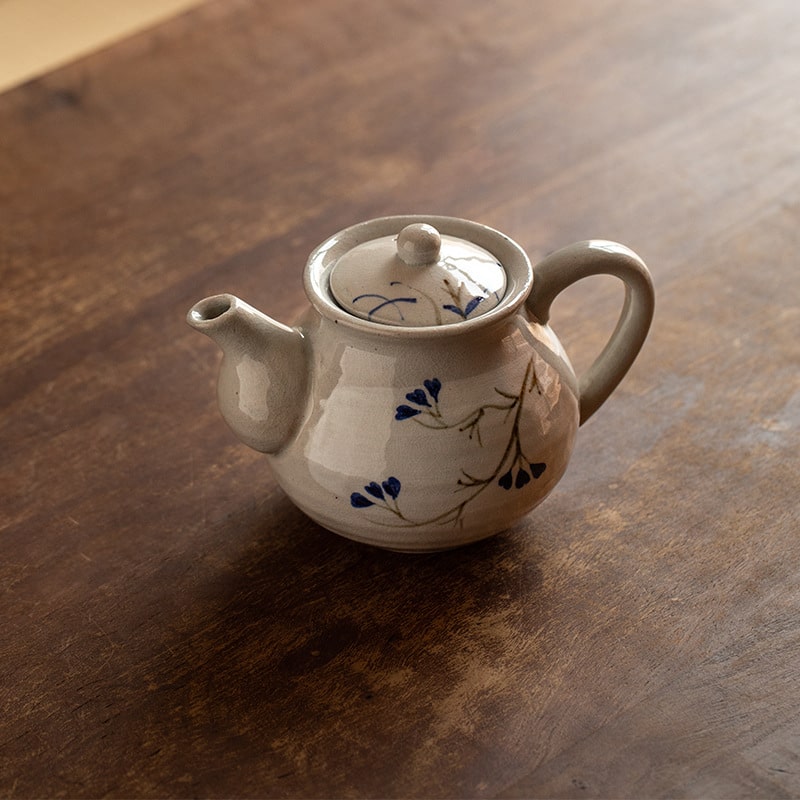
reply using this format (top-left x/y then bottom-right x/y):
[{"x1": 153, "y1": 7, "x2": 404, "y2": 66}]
[{"x1": 187, "y1": 215, "x2": 654, "y2": 551}]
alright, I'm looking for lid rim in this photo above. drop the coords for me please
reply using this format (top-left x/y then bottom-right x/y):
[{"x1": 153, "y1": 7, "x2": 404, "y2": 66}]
[{"x1": 304, "y1": 215, "x2": 533, "y2": 337}]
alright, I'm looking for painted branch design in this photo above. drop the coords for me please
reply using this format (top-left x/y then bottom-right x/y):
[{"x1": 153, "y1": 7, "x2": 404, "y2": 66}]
[{"x1": 351, "y1": 359, "x2": 547, "y2": 529}]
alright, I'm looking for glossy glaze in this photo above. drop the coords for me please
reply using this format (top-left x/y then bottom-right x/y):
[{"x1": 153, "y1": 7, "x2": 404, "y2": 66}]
[{"x1": 269, "y1": 304, "x2": 579, "y2": 550}]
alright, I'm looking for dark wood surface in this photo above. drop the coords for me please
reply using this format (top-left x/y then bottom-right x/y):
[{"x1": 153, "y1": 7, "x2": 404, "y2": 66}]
[{"x1": 2, "y1": 1, "x2": 799, "y2": 797}]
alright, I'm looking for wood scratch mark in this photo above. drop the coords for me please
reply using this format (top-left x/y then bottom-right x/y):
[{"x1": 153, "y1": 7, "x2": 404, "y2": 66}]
[{"x1": 83, "y1": 612, "x2": 122, "y2": 674}]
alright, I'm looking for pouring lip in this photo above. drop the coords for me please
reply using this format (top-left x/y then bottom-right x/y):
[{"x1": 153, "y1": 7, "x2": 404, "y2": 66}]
[
  {"x1": 304, "y1": 215, "x2": 533, "y2": 338},
  {"x1": 187, "y1": 293, "x2": 237, "y2": 326}
]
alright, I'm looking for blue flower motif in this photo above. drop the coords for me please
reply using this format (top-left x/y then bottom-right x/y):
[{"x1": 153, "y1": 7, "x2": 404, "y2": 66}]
[
  {"x1": 395, "y1": 405, "x2": 421, "y2": 420},
  {"x1": 498, "y1": 462, "x2": 546, "y2": 490},
  {"x1": 442, "y1": 296, "x2": 484, "y2": 319},
  {"x1": 396, "y1": 378, "x2": 442, "y2": 420},
  {"x1": 382, "y1": 477, "x2": 401, "y2": 499},
  {"x1": 351, "y1": 477, "x2": 402, "y2": 510},
  {"x1": 365, "y1": 481, "x2": 385, "y2": 500},
  {"x1": 406, "y1": 389, "x2": 430, "y2": 407},
  {"x1": 423, "y1": 378, "x2": 441, "y2": 402}
]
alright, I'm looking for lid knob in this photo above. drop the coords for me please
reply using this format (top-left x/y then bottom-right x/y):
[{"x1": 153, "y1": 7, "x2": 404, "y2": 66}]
[{"x1": 397, "y1": 223, "x2": 442, "y2": 266}]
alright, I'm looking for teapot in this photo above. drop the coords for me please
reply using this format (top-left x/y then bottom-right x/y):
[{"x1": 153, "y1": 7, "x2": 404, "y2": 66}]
[{"x1": 187, "y1": 215, "x2": 654, "y2": 551}]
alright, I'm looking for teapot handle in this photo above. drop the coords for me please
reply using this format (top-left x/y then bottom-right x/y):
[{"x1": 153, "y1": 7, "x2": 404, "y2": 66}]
[{"x1": 527, "y1": 240, "x2": 655, "y2": 425}]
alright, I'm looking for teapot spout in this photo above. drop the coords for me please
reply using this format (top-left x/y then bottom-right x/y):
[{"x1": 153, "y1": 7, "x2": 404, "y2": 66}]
[{"x1": 187, "y1": 294, "x2": 308, "y2": 454}]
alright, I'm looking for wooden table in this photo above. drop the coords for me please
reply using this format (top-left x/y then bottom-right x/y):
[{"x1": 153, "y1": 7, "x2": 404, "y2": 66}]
[{"x1": 2, "y1": 1, "x2": 799, "y2": 797}]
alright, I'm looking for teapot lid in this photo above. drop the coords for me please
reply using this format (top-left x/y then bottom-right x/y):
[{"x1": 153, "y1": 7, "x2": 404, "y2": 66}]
[{"x1": 328, "y1": 222, "x2": 507, "y2": 326}]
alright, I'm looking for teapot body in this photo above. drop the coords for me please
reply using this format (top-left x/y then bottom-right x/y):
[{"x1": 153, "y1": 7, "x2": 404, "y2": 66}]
[{"x1": 268, "y1": 306, "x2": 579, "y2": 551}]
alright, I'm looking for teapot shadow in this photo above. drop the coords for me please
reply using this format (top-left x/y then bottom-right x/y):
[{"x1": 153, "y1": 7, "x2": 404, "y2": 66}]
[{"x1": 149, "y1": 494, "x2": 550, "y2": 768}]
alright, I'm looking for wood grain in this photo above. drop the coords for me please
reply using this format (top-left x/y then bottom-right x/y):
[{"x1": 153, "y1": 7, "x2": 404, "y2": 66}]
[{"x1": 1, "y1": 0, "x2": 799, "y2": 797}]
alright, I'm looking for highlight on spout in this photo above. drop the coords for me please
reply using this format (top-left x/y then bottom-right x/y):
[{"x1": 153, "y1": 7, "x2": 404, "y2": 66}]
[{"x1": 187, "y1": 294, "x2": 234, "y2": 326}]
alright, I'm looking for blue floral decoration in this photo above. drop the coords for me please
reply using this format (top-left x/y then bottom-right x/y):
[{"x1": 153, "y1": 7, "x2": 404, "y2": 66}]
[
  {"x1": 395, "y1": 405, "x2": 421, "y2": 420},
  {"x1": 351, "y1": 476, "x2": 401, "y2": 509},
  {"x1": 352, "y1": 293, "x2": 417, "y2": 322},
  {"x1": 424, "y1": 378, "x2": 441, "y2": 401},
  {"x1": 498, "y1": 462, "x2": 546, "y2": 491},
  {"x1": 442, "y1": 296, "x2": 484, "y2": 319},
  {"x1": 395, "y1": 378, "x2": 441, "y2": 420},
  {"x1": 350, "y1": 360, "x2": 547, "y2": 529}
]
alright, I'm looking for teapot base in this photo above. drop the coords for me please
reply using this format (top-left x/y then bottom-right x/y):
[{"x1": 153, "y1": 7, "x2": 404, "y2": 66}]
[{"x1": 296, "y1": 505, "x2": 514, "y2": 552}]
